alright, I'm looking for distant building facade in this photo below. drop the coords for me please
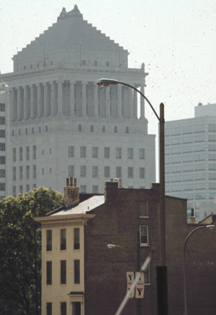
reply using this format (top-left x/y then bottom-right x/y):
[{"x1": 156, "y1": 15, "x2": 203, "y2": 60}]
[
  {"x1": 0, "y1": 83, "x2": 11, "y2": 200},
  {"x1": 0, "y1": 5, "x2": 155, "y2": 197},
  {"x1": 35, "y1": 178, "x2": 216, "y2": 315},
  {"x1": 165, "y1": 103, "x2": 216, "y2": 221}
]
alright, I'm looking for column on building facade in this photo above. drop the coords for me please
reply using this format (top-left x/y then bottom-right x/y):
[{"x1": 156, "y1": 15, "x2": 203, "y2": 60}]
[
  {"x1": 44, "y1": 82, "x2": 50, "y2": 117},
  {"x1": 81, "y1": 81, "x2": 86, "y2": 117},
  {"x1": 30, "y1": 84, "x2": 35, "y2": 119},
  {"x1": 133, "y1": 85, "x2": 138, "y2": 118},
  {"x1": 69, "y1": 80, "x2": 75, "y2": 117},
  {"x1": 128, "y1": 86, "x2": 133, "y2": 118},
  {"x1": 117, "y1": 84, "x2": 122, "y2": 118},
  {"x1": 140, "y1": 83, "x2": 145, "y2": 118},
  {"x1": 57, "y1": 80, "x2": 63, "y2": 114},
  {"x1": 23, "y1": 85, "x2": 29, "y2": 120},
  {"x1": 105, "y1": 86, "x2": 110, "y2": 118},
  {"x1": 94, "y1": 84, "x2": 98, "y2": 117},
  {"x1": 36, "y1": 83, "x2": 42, "y2": 118},
  {"x1": 11, "y1": 87, "x2": 17, "y2": 121},
  {"x1": 50, "y1": 81, "x2": 55, "y2": 117},
  {"x1": 17, "y1": 86, "x2": 22, "y2": 121}
]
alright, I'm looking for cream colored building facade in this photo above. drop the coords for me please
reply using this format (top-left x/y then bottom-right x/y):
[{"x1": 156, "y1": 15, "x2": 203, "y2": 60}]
[
  {"x1": 35, "y1": 181, "x2": 101, "y2": 315},
  {"x1": 0, "y1": 5, "x2": 155, "y2": 197}
]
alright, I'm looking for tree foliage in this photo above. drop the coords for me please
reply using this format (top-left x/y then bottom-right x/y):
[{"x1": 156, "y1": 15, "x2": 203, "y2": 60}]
[{"x1": 0, "y1": 187, "x2": 63, "y2": 315}]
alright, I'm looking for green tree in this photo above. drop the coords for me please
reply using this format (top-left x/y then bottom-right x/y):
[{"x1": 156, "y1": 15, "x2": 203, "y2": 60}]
[{"x1": 0, "y1": 187, "x2": 63, "y2": 315}]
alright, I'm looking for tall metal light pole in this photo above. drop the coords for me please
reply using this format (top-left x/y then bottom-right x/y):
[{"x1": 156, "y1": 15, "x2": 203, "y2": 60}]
[
  {"x1": 97, "y1": 78, "x2": 167, "y2": 315},
  {"x1": 183, "y1": 224, "x2": 215, "y2": 315}
]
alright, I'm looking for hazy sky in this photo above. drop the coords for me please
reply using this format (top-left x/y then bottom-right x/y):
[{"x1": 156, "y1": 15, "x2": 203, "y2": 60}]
[{"x1": 1, "y1": 0, "x2": 216, "y2": 134}]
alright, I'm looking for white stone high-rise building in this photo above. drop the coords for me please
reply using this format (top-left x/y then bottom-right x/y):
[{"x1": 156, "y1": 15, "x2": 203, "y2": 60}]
[
  {"x1": 0, "y1": 5, "x2": 155, "y2": 197},
  {"x1": 165, "y1": 102, "x2": 216, "y2": 221}
]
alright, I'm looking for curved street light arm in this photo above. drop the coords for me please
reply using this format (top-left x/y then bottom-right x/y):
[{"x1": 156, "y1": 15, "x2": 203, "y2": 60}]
[
  {"x1": 183, "y1": 225, "x2": 215, "y2": 315},
  {"x1": 97, "y1": 78, "x2": 160, "y2": 121}
]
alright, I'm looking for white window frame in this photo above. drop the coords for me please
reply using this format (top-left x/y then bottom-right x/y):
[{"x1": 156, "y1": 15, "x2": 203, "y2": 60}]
[{"x1": 140, "y1": 225, "x2": 149, "y2": 246}]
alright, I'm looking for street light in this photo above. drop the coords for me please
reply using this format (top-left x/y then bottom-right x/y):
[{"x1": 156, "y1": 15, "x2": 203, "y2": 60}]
[
  {"x1": 183, "y1": 224, "x2": 215, "y2": 315},
  {"x1": 98, "y1": 78, "x2": 167, "y2": 314}
]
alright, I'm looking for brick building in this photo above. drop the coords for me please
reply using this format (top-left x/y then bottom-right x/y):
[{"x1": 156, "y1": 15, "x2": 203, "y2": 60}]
[{"x1": 35, "y1": 179, "x2": 216, "y2": 315}]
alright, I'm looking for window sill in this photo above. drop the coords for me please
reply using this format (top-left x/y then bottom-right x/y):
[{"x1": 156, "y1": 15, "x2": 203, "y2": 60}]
[{"x1": 140, "y1": 244, "x2": 150, "y2": 247}]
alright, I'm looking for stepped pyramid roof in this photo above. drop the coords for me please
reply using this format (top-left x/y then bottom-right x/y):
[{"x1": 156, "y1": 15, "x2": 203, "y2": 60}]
[{"x1": 15, "y1": 5, "x2": 127, "y2": 58}]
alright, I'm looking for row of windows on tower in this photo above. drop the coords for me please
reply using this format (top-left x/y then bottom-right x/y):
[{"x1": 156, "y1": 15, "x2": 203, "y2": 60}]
[
  {"x1": 13, "y1": 165, "x2": 38, "y2": 180},
  {"x1": 13, "y1": 184, "x2": 36, "y2": 197},
  {"x1": 23, "y1": 61, "x2": 53, "y2": 70},
  {"x1": 12, "y1": 126, "x2": 48, "y2": 136},
  {"x1": 22, "y1": 59, "x2": 110, "y2": 70},
  {"x1": 78, "y1": 125, "x2": 129, "y2": 133},
  {"x1": 13, "y1": 146, "x2": 53, "y2": 162},
  {"x1": 68, "y1": 146, "x2": 145, "y2": 159},
  {"x1": 13, "y1": 146, "x2": 36, "y2": 161},
  {"x1": 68, "y1": 165, "x2": 145, "y2": 179},
  {"x1": 46, "y1": 229, "x2": 80, "y2": 251}
]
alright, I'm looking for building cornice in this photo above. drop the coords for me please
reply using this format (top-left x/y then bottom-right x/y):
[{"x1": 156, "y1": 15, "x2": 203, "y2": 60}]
[{"x1": 34, "y1": 213, "x2": 95, "y2": 225}]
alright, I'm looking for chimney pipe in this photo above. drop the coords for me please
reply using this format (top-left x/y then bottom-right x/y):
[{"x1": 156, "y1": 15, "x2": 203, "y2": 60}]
[
  {"x1": 70, "y1": 177, "x2": 73, "y2": 186},
  {"x1": 66, "y1": 178, "x2": 69, "y2": 186}
]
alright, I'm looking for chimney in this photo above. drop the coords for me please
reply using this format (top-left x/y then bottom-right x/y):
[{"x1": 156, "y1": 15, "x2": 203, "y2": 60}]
[
  {"x1": 104, "y1": 181, "x2": 118, "y2": 203},
  {"x1": 190, "y1": 208, "x2": 196, "y2": 224},
  {"x1": 64, "y1": 177, "x2": 79, "y2": 208}
]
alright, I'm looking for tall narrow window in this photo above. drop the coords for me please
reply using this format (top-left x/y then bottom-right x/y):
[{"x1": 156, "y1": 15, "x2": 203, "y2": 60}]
[
  {"x1": 26, "y1": 146, "x2": 29, "y2": 160},
  {"x1": 116, "y1": 167, "x2": 122, "y2": 178},
  {"x1": 33, "y1": 145, "x2": 36, "y2": 159},
  {"x1": 68, "y1": 165, "x2": 74, "y2": 177},
  {"x1": 104, "y1": 147, "x2": 110, "y2": 158},
  {"x1": 140, "y1": 226, "x2": 149, "y2": 245},
  {"x1": 80, "y1": 146, "x2": 86, "y2": 158},
  {"x1": 104, "y1": 166, "x2": 110, "y2": 178},
  {"x1": 61, "y1": 260, "x2": 66, "y2": 284},
  {"x1": 13, "y1": 148, "x2": 16, "y2": 161},
  {"x1": 80, "y1": 166, "x2": 86, "y2": 177},
  {"x1": 92, "y1": 147, "x2": 98, "y2": 158},
  {"x1": 68, "y1": 146, "x2": 74, "y2": 157},
  {"x1": 47, "y1": 303, "x2": 52, "y2": 315},
  {"x1": 60, "y1": 229, "x2": 66, "y2": 250},
  {"x1": 92, "y1": 166, "x2": 98, "y2": 178},
  {"x1": 144, "y1": 263, "x2": 150, "y2": 284},
  {"x1": 46, "y1": 261, "x2": 52, "y2": 285},
  {"x1": 116, "y1": 148, "x2": 122, "y2": 158},
  {"x1": 19, "y1": 166, "x2": 23, "y2": 180},
  {"x1": 128, "y1": 167, "x2": 133, "y2": 178},
  {"x1": 61, "y1": 302, "x2": 66, "y2": 315},
  {"x1": 127, "y1": 148, "x2": 133, "y2": 159},
  {"x1": 13, "y1": 167, "x2": 16, "y2": 181},
  {"x1": 47, "y1": 230, "x2": 52, "y2": 251},
  {"x1": 74, "y1": 228, "x2": 80, "y2": 250},
  {"x1": 19, "y1": 147, "x2": 23, "y2": 161},
  {"x1": 26, "y1": 165, "x2": 29, "y2": 179},
  {"x1": 139, "y1": 148, "x2": 145, "y2": 159},
  {"x1": 0, "y1": 143, "x2": 5, "y2": 151},
  {"x1": 72, "y1": 302, "x2": 81, "y2": 315},
  {"x1": 33, "y1": 165, "x2": 36, "y2": 178},
  {"x1": 139, "y1": 167, "x2": 145, "y2": 179},
  {"x1": 139, "y1": 201, "x2": 148, "y2": 217},
  {"x1": 74, "y1": 260, "x2": 80, "y2": 284}
]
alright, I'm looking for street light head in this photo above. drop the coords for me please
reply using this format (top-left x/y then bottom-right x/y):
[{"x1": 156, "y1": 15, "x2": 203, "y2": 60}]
[
  {"x1": 97, "y1": 78, "x2": 119, "y2": 88},
  {"x1": 206, "y1": 225, "x2": 215, "y2": 230},
  {"x1": 107, "y1": 244, "x2": 116, "y2": 249}
]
